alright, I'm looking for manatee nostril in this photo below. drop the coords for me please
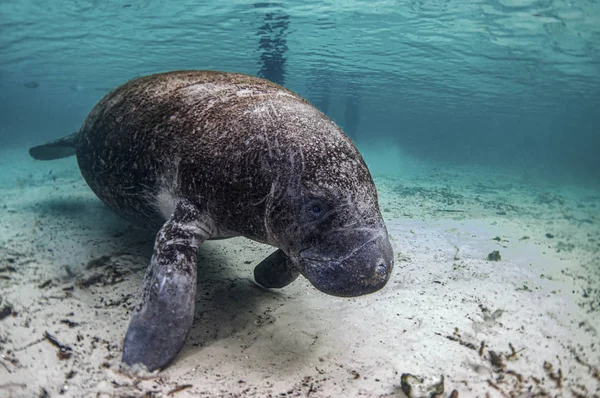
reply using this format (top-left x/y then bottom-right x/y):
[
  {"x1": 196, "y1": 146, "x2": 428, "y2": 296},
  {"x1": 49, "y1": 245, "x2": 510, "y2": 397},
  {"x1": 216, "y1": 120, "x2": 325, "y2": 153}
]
[{"x1": 376, "y1": 262, "x2": 387, "y2": 277}]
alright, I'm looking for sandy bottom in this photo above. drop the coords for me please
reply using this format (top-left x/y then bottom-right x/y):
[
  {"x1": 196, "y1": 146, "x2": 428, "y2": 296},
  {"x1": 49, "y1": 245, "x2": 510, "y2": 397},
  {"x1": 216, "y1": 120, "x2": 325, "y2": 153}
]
[{"x1": 0, "y1": 146, "x2": 599, "y2": 398}]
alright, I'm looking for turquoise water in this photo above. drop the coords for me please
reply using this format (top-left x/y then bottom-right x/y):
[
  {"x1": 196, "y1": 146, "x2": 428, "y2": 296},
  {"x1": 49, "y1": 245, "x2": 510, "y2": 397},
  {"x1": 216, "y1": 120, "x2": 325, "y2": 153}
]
[
  {"x1": 1, "y1": 0, "x2": 599, "y2": 178},
  {"x1": 1, "y1": 2, "x2": 600, "y2": 396}
]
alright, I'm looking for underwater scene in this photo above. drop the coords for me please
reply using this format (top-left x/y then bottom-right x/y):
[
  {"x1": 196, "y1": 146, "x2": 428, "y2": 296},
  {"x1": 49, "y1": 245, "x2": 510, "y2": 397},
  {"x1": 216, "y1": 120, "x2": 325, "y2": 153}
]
[{"x1": 1, "y1": 1, "x2": 599, "y2": 397}]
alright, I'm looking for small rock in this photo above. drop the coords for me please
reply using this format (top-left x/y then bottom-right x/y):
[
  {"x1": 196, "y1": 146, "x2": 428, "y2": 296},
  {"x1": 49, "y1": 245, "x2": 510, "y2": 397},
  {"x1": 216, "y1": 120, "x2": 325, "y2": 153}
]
[
  {"x1": 487, "y1": 251, "x2": 501, "y2": 261},
  {"x1": 0, "y1": 304, "x2": 14, "y2": 320}
]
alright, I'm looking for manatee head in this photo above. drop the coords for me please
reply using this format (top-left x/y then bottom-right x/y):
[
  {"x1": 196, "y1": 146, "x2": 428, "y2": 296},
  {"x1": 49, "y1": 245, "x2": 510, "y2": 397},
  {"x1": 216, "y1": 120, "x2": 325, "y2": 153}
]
[
  {"x1": 292, "y1": 192, "x2": 394, "y2": 297},
  {"x1": 268, "y1": 116, "x2": 394, "y2": 297}
]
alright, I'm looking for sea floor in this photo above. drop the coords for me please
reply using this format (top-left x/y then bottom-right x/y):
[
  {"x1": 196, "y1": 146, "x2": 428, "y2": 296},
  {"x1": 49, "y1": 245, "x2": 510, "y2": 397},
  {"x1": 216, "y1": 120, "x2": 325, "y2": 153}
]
[{"x1": 0, "y1": 146, "x2": 599, "y2": 398}]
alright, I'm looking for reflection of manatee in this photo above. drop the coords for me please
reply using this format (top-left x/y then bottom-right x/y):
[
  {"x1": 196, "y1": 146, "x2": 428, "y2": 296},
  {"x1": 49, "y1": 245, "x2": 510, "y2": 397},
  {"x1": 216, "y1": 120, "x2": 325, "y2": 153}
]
[{"x1": 29, "y1": 70, "x2": 394, "y2": 372}]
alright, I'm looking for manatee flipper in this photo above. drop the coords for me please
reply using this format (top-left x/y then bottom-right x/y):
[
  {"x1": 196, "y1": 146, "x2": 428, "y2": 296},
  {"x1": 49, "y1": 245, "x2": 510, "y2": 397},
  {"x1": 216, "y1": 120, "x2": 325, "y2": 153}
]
[
  {"x1": 122, "y1": 201, "x2": 209, "y2": 371},
  {"x1": 28, "y1": 132, "x2": 79, "y2": 160},
  {"x1": 254, "y1": 249, "x2": 300, "y2": 289}
]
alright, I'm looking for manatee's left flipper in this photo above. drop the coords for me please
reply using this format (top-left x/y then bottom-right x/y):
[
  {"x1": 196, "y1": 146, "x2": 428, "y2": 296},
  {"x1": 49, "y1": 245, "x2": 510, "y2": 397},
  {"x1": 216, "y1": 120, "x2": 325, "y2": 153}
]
[
  {"x1": 254, "y1": 249, "x2": 300, "y2": 289},
  {"x1": 122, "y1": 201, "x2": 209, "y2": 371}
]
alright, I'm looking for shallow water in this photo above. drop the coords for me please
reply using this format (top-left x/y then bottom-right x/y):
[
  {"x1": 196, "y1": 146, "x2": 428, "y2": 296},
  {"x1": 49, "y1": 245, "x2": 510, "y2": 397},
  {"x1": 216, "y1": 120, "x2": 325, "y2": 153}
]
[
  {"x1": 1, "y1": 1, "x2": 599, "y2": 179},
  {"x1": 0, "y1": 1, "x2": 599, "y2": 397}
]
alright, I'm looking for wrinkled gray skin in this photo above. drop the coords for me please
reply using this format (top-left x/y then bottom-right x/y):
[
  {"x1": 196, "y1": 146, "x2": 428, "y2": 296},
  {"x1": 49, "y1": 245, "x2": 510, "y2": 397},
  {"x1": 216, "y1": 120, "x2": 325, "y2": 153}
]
[{"x1": 29, "y1": 71, "x2": 394, "y2": 371}]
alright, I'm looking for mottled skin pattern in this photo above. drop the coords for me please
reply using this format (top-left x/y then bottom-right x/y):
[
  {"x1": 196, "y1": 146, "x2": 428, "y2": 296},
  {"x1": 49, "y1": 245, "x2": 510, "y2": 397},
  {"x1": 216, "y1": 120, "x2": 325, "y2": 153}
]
[{"x1": 31, "y1": 71, "x2": 394, "y2": 371}]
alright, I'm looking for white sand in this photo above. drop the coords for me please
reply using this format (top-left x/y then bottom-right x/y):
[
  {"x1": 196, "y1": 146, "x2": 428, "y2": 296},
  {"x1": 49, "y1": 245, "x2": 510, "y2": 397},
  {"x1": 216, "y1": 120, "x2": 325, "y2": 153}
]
[{"x1": 0, "y1": 146, "x2": 599, "y2": 397}]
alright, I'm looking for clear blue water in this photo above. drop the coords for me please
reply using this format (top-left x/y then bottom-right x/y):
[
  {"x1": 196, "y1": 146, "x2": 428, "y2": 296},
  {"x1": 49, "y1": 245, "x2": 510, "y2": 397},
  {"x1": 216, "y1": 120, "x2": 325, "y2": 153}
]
[
  {"x1": 1, "y1": 0, "x2": 599, "y2": 180},
  {"x1": 1, "y1": 3, "x2": 600, "y2": 395}
]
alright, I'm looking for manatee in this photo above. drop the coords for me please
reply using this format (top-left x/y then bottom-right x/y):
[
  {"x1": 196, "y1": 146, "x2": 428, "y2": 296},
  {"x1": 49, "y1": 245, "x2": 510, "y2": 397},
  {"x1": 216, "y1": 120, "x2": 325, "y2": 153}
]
[{"x1": 29, "y1": 71, "x2": 394, "y2": 371}]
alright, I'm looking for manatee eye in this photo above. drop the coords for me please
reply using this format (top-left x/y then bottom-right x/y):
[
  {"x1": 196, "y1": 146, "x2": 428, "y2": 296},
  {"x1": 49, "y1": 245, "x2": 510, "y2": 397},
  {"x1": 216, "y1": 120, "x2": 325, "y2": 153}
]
[{"x1": 306, "y1": 199, "x2": 327, "y2": 220}]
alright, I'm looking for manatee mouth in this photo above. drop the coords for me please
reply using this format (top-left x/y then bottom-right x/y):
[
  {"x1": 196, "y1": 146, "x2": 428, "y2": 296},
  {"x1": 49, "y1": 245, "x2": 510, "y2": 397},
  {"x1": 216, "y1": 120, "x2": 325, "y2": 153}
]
[
  {"x1": 300, "y1": 236, "x2": 380, "y2": 263},
  {"x1": 298, "y1": 231, "x2": 394, "y2": 297}
]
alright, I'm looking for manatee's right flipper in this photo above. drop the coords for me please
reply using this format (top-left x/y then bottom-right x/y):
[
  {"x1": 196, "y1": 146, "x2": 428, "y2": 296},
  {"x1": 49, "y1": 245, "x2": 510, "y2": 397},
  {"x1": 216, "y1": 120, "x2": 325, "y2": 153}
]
[
  {"x1": 29, "y1": 132, "x2": 79, "y2": 160},
  {"x1": 122, "y1": 200, "x2": 209, "y2": 371},
  {"x1": 254, "y1": 249, "x2": 300, "y2": 289}
]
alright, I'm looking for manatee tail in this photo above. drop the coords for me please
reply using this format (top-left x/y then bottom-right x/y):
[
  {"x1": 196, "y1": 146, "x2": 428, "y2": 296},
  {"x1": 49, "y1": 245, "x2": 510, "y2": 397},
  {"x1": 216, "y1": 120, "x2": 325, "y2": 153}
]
[{"x1": 28, "y1": 132, "x2": 79, "y2": 160}]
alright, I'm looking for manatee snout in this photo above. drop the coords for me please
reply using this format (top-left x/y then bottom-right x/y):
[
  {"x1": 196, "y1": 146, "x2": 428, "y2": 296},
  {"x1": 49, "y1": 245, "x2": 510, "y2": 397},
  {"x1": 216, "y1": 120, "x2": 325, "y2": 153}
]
[{"x1": 300, "y1": 229, "x2": 394, "y2": 297}]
